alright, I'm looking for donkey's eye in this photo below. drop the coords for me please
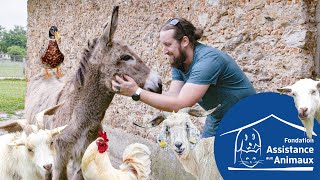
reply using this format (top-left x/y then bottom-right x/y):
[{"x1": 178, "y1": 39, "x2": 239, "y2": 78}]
[
  {"x1": 292, "y1": 92, "x2": 296, "y2": 96},
  {"x1": 50, "y1": 141, "x2": 54, "y2": 146},
  {"x1": 311, "y1": 90, "x2": 316, "y2": 95},
  {"x1": 120, "y1": 54, "x2": 132, "y2": 61},
  {"x1": 27, "y1": 148, "x2": 33, "y2": 153}
]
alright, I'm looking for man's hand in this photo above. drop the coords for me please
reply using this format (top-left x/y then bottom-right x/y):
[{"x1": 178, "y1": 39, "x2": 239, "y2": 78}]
[{"x1": 111, "y1": 75, "x2": 139, "y2": 96}]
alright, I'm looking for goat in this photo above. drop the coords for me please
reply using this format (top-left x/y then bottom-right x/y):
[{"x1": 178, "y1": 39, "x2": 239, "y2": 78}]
[
  {"x1": 0, "y1": 105, "x2": 67, "y2": 180},
  {"x1": 277, "y1": 78, "x2": 320, "y2": 139},
  {"x1": 22, "y1": 6, "x2": 162, "y2": 180},
  {"x1": 139, "y1": 106, "x2": 222, "y2": 180}
]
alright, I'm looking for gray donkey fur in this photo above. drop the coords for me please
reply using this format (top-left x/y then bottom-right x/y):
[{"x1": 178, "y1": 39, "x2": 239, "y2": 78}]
[{"x1": 23, "y1": 6, "x2": 162, "y2": 180}]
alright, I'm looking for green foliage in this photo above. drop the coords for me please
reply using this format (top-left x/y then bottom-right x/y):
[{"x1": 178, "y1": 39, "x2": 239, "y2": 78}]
[
  {"x1": 0, "y1": 25, "x2": 5, "y2": 39},
  {"x1": 0, "y1": 26, "x2": 26, "y2": 53},
  {"x1": 0, "y1": 79, "x2": 26, "y2": 114},
  {"x1": 7, "y1": 46, "x2": 26, "y2": 61}
]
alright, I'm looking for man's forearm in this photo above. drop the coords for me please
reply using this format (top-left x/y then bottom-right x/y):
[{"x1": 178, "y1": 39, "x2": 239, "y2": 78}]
[{"x1": 140, "y1": 89, "x2": 183, "y2": 112}]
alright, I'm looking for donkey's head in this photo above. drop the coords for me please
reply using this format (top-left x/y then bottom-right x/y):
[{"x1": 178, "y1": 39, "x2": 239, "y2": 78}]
[{"x1": 86, "y1": 6, "x2": 162, "y2": 93}]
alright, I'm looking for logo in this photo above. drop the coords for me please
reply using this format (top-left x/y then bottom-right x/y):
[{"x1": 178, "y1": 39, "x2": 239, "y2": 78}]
[{"x1": 214, "y1": 92, "x2": 320, "y2": 179}]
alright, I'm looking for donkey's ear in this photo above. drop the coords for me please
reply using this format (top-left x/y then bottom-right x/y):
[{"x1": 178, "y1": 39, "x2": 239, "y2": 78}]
[{"x1": 101, "y1": 6, "x2": 119, "y2": 46}]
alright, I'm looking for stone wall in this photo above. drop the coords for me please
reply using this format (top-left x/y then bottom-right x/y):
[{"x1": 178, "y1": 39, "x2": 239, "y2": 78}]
[{"x1": 26, "y1": 0, "x2": 318, "y2": 150}]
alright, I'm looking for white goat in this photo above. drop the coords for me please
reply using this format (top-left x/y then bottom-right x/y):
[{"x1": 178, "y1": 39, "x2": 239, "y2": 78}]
[
  {"x1": 0, "y1": 105, "x2": 67, "y2": 180},
  {"x1": 277, "y1": 78, "x2": 320, "y2": 139},
  {"x1": 143, "y1": 107, "x2": 222, "y2": 180}
]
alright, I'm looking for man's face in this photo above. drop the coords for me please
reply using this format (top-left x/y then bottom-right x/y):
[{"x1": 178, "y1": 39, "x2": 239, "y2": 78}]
[{"x1": 159, "y1": 29, "x2": 187, "y2": 71}]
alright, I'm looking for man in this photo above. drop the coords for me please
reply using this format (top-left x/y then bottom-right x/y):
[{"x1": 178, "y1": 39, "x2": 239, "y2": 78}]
[{"x1": 112, "y1": 18, "x2": 256, "y2": 137}]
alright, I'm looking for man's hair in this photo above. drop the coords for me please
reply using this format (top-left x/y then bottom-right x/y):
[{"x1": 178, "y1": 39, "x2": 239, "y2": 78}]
[{"x1": 160, "y1": 18, "x2": 203, "y2": 47}]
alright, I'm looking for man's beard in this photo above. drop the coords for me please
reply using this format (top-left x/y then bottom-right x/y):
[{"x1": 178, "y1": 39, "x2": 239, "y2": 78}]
[{"x1": 171, "y1": 48, "x2": 187, "y2": 72}]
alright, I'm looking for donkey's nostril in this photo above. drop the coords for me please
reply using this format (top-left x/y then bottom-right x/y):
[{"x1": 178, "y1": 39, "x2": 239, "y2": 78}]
[
  {"x1": 158, "y1": 83, "x2": 163, "y2": 93},
  {"x1": 43, "y1": 164, "x2": 52, "y2": 171}
]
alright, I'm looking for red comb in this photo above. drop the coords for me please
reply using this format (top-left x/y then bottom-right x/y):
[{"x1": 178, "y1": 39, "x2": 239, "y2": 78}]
[{"x1": 98, "y1": 131, "x2": 109, "y2": 142}]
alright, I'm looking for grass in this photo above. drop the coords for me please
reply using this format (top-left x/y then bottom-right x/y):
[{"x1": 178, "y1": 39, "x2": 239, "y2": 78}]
[
  {"x1": 0, "y1": 79, "x2": 26, "y2": 114},
  {"x1": 0, "y1": 60, "x2": 24, "y2": 78}
]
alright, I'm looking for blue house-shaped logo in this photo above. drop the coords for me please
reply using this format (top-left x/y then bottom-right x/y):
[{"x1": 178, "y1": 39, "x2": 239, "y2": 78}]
[
  {"x1": 221, "y1": 114, "x2": 316, "y2": 171},
  {"x1": 214, "y1": 93, "x2": 320, "y2": 180}
]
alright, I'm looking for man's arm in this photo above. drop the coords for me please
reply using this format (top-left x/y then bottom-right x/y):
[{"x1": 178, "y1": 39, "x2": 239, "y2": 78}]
[
  {"x1": 162, "y1": 80, "x2": 184, "y2": 96},
  {"x1": 113, "y1": 75, "x2": 209, "y2": 112}
]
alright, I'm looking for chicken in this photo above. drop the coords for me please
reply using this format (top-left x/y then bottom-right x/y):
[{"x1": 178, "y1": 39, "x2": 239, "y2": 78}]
[
  {"x1": 81, "y1": 131, "x2": 151, "y2": 180},
  {"x1": 40, "y1": 26, "x2": 64, "y2": 78}
]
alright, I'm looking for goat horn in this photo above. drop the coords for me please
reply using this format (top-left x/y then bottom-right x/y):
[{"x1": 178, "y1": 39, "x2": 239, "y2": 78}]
[
  {"x1": 51, "y1": 125, "x2": 68, "y2": 137},
  {"x1": 188, "y1": 104, "x2": 222, "y2": 117}
]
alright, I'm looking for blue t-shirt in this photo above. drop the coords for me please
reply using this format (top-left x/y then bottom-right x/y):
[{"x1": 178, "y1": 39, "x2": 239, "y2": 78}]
[{"x1": 172, "y1": 43, "x2": 256, "y2": 119}]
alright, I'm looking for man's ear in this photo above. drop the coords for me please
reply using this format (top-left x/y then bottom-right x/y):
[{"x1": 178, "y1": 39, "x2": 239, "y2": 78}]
[{"x1": 181, "y1": 36, "x2": 190, "y2": 48}]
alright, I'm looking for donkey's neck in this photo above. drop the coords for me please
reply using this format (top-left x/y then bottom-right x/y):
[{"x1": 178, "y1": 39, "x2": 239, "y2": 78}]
[{"x1": 67, "y1": 67, "x2": 115, "y2": 124}]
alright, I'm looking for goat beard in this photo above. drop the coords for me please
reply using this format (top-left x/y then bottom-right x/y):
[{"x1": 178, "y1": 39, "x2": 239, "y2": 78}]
[
  {"x1": 174, "y1": 147, "x2": 190, "y2": 160},
  {"x1": 171, "y1": 47, "x2": 187, "y2": 72},
  {"x1": 178, "y1": 150, "x2": 190, "y2": 160},
  {"x1": 301, "y1": 118, "x2": 314, "y2": 139}
]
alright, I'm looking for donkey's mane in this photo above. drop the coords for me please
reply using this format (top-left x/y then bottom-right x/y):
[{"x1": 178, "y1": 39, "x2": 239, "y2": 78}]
[{"x1": 75, "y1": 37, "x2": 99, "y2": 87}]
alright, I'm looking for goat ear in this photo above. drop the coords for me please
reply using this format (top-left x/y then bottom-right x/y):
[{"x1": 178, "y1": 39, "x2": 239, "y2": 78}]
[
  {"x1": 187, "y1": 104, "x2": 221, "y2": 117},
  {"x1": 187, "y1": 121, "x2": 201, "y2": 145},
  {"x1": 157, "y1": 124, "x2": 168, "y2": 148},
  {"x1": 0, "y1": 119, "x2": 29, "y2": 133},
  {"x1": 276, "y1": 86, "x2": 292, "y2": 94},
  {"x1": 50, "y1": 125, "x2": 68, "y2": 137},
  {"x1": 8, "y1": 138, "x2": 25, "y2": 147},
  {"x1": 147, "y1": 112, "x2": 168, "y2": 127},
  {"x1": 35, "y1": 101, "x2": 65, "y2": 129},
  {"x1": 177, "y1": 107, "x2": 190, "y2": 113},
  {"x1": 100, "y1": 6, "x2": 119, "y2": 46},
  {"x1": 133, "y1": 113, "x2": 167, "y2": 128},
  {"x1": 317, "y1": 82, "x2": 320, "y2": 90}
]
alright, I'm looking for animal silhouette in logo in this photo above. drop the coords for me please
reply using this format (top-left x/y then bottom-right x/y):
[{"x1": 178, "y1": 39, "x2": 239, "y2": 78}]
[{"x1": 235, "y1": 127, "x2": 263, "y2": 168}]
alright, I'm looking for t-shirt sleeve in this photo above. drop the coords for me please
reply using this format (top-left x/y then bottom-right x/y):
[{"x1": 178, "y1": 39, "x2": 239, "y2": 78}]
[
  {"x1": 187, "y1": 52, "x2": 224, "y2": 85},
  {"x1": 171, "y1": 67, "x2": 184, "y2": 81}
]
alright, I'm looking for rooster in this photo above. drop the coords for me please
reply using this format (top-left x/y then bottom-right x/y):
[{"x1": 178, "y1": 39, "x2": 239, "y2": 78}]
[{"x1": 81, "y1": 131, "x2": 151, "y2": 180}]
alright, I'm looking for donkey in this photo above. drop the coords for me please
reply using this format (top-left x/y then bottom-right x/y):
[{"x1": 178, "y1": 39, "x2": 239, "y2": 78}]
[{"x1": 22, "y1": 6, "x2": 162, "y2": 180}]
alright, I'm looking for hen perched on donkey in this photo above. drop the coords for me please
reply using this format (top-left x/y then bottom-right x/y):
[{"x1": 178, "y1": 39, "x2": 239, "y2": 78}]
[{"x1": 11, "y1": 6, "x2": 162, "y2": 180}]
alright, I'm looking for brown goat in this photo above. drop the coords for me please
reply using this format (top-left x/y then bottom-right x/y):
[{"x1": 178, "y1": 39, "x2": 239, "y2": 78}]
[{"x1": 24, "y1": 6, "x2": 162, "y2": 180}]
